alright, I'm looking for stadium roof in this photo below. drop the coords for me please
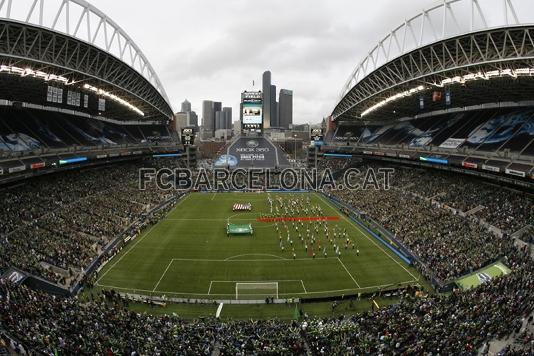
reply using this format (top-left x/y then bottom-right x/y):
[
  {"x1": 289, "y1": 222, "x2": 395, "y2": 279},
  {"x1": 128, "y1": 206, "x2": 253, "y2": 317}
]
[
  {"x1": 332, "y1": 0, "x2": 534, "y2": 122},
  {"x1": 0, "y1": 0, "x2": 173, "y2": 120}
]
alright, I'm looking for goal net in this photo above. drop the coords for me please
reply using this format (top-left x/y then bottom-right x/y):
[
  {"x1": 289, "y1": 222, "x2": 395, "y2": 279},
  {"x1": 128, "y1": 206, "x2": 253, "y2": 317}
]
[{"x1": 235, "y1": 282, "x2": 279, "y2": 300}]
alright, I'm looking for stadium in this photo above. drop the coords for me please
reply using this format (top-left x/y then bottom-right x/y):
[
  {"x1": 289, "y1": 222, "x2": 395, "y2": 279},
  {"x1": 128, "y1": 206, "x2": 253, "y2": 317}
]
[{"x1": 0, "y1": 0, "x2": 533, "y2": 355}]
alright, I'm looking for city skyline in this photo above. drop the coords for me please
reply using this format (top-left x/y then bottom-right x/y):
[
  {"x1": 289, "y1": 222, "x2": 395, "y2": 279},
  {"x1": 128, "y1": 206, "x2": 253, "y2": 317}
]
[{"x1": 85, "y1": 0, "x2": 432, "y2": 124}]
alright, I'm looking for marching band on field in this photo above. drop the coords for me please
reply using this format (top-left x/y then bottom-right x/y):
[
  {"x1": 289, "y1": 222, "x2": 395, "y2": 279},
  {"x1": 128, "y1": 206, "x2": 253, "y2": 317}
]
[{"x1": 263, "y1": 194, "x2": 360, "y2": 260}]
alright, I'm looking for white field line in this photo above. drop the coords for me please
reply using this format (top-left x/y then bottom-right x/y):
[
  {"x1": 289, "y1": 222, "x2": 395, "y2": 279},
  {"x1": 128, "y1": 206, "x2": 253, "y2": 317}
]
[
  {"x1": 316, "y1": 193, "x2": 419, "y2": 283},
  {"x1": 171, "y1": 257, "x2": 339, "y2": 262},
  {"x1": 95, "y1": 280, "x2": 416, "y2": 297},
  {"x1": 224, "y1": 254, "x2": 287, "y2": 261},
  {"x1": 97, "y1": 194, "x2": 191, "y2": 284},
  {"x1": 152, "y1": 260, "x2": 174, "y2": 292},
  {"x1": 300, "y1": 280, "x2": 308, "y2": 293},
  {"x1": 337, "y1": 257, "x2": 361, "y2": 288},
  {"x1": 96, "y1": 223, "x2": 159, "y2": 284},
  {"x1": 210, "y1": 280, "x2": 302, "y2": 283},
  {"x1": 208, "y1": 281, "x2": 213, "y2": 295},
  {"x1": 164, "y1": 218, "x2": 256, "y2": 221}
]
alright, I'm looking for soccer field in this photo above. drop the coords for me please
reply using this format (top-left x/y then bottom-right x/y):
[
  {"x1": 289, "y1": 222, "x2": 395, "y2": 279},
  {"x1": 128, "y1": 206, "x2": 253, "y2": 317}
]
[{"x1": 96, "y1": 192, "x2": 422, "y2": 300}]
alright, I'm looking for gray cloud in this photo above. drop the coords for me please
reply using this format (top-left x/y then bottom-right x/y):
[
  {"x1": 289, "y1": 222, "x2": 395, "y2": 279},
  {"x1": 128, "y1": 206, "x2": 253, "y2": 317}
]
[{"x1": 89, "y1": 0, "x2": 432, "y2": 124}]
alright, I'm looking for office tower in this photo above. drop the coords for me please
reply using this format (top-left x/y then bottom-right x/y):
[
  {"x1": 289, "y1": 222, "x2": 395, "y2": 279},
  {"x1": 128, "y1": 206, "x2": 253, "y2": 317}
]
[
  {"x1": 215, "y1": 111, "x2": 224, "y2": 130},
  {"x1": 213, "y1": 102, "x2": 222, "y2": 115},
  {"x1": 181, "y1": 99, "x2": 191, "y2": 113},
  {"x1": 202, "y1": 100, "x2": 214, "y2": 135},
  {"x1": 174, "y1": 112, "x2": 188, "y2": 131},
  {"x1": 223, "y1": 107, "x2": 232, "y2": 129},
  {"x1": 188, "y1": 111, "x2": 198, "y2": 127},
  {"x1": 262, "y1": 71, "x2": 272, "y2": 128},
  {"x1": 270, "y1": 84, "x2": 278, "y2": 127},
  {"x1": 279, "y1": 89, "x2": 293, "y2": 129}
]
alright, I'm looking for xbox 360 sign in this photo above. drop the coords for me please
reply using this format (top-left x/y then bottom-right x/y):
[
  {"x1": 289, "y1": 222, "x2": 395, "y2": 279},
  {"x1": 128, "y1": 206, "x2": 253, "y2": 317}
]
[
  {"x1": 234, "y1": 138, "x2": 271, "y2": 162},
  {"x1": 181, "y1": 128, "x2": 195, "y2": 146},
  {"x1": 246, "y1": 140, "x2": 260, "y2": 148},
  {"x1": 311, "y1": 128, "x2": 324, "y2": 146}
]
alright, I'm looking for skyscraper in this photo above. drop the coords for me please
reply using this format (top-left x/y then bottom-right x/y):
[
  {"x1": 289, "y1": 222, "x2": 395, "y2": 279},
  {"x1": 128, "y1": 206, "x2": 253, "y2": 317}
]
[
  {"x1": 215, "y1": 111, "x2": 224, "y2": 130},
  {"x1": 213, "y1": 102, "x2": 222, "y2": 115},
  {"x1": 223, "y1": 107, "x2": 232, "y2": 129},
  {"x1": 279, "y1": 89, "x2": 293, "y2": 129},
  {"x1": 202, "y1": 100, "x2": 214, "y2": 135},
  {"x1": 262, "y1": 71, "x2": 272, "y2": 129},
  {"x1": 181, "y1": 99, "x2": 191, "y2": 113},
  {"x1": 270, "y1": 84, "x2": 278, "y2": 127},
  {"x1": 174, "y1": 112, "x2": 188, "y2": 131},
  {"x1": 188, "y1": 111, "x2": 198, "y2": 127}
]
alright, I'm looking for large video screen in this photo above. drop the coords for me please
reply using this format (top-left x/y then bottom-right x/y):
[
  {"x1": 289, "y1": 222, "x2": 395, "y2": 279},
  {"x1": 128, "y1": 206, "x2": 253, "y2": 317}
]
[{"x1": 242, "y1": 103, "x2": 263, "y2": 125}]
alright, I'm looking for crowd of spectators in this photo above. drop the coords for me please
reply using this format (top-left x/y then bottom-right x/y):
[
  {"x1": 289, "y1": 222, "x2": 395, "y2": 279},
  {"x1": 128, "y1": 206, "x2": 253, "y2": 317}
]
[
  {"x1": 317, "y1": 158, "x2": 533, "y2": 235},
  {"x1": 328, "y1": 164, "x2": 512, "y2": 282},
  {"x1": 0, "y1": 281, "x2": 304, "y2": 355},
  {"x1": 304, "y1": 244, "x2": 533, "y2": 355},
  {"x1": 500, "y1": 329, "x2": 534, "y2": 355},
  {"x1": 0, "y1": 156, "x2": 532, "y2": 354},
  {"x1": 383, "y1": 164, "x2": 533, "y2": 234},
  {"x1": 1, "y1": 244, "x2": 532, "y2": 355},
  {"x1": 0, "y1": 159, "x2": 183, "y2": 285}
]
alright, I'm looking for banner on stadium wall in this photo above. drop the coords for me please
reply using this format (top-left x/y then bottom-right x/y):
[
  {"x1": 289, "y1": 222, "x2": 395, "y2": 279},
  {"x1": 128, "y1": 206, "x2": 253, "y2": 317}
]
[
  {"x1": 420, "y1": 156, "x2": 448, "y2": 165},
  {"x1": 373, "y1": 151, "x2": 385, "y2": 156},
  {"x1": 399, "y1": 154, "x2": 411, "y2": 159},
  {"x1": 363, "y1": 151, "x2": 373, "y2": 155},
  {"x1": 505, "y1": 168, "x2": 526, "y2": 178},
  {"x1": 482, "y1": 165, "x2": 500, "y2": 173},
  {"x1": 8, "y1": 165, "x2": 26, "y2": 174},
  {"x1": 439, "y1": 138, "x2": 465, "y2": 149},
  {"x1": 462, "y1": 162, "x2": 477, "y2": 169},
  {"x1": 30, "y1": 162, "x2": 45, "y2": 169},
  {"x1": 109, "y1": 153, "x2": 119, "y2": 158},
  {"x1": 386, "y1": 152, "x2": 397, "y2": 157},
  {"x1": 0, "y1": 168, "x2": 3, "y2": 175},
  {"x1": 96, "y1": 154, "x2": 108, "y2": 159}
]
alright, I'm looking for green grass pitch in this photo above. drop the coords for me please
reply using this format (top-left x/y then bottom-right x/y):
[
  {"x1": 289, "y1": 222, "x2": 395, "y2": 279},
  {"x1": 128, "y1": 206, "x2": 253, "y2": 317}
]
[{"x1": 95, "y1": 192, "x2": 422, "y2": 300}]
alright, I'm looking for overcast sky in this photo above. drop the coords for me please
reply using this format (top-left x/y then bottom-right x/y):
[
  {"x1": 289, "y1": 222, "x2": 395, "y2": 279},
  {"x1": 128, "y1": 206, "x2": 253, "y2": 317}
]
[{"x1": 88, "y1": 0, "x2": 433, "y2": 124}]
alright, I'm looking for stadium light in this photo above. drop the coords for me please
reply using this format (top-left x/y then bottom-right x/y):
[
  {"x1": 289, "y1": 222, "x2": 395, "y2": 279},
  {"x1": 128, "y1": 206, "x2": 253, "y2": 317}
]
[
  {"x1": 361, "y1": 85, "x2": 426, "y2": 117},
  {"x1": 437, "y1": 68, "x2": 532, "y2": 87},
  {"x1": 0, "y1": 65, "x2": 73, "y2": 85},
  {"x1": 83, "y1": 83, "x2": 145, "y2": 116},
  {"x1": 362, "y1": 67, "x2": 534, "y2": 117}
]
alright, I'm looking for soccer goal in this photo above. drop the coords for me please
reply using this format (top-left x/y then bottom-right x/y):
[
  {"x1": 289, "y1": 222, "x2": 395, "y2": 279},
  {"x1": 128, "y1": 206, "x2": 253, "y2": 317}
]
[{"x1": 235, "y1": 282, "x2": 279, "y2": 300}]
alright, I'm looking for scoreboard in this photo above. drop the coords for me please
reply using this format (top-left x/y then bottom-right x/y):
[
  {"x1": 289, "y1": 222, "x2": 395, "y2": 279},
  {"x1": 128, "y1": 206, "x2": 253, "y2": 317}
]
[{"x1": 241, "y1": 91, "x2": 263, "y2": 132}]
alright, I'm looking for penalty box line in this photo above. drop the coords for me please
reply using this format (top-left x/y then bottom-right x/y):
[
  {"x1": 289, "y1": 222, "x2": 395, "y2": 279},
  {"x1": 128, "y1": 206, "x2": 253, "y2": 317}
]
[
  {"x1": 208, "y1": 280, "x2": 307, "y2": 295},
  {"x1": 96, "y1": 280, "x2": 416, "y2": 297}
]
